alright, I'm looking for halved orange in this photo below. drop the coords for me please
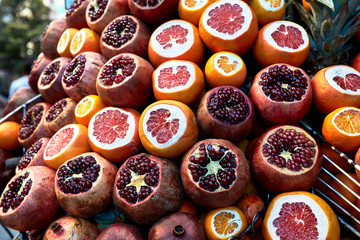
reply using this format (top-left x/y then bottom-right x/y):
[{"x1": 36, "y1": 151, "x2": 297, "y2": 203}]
[
  {"x1": 75, "y1": 95, "x2": 106, "y2": 127},
  {"x1": 204, "y1": 51, "x2": 247, "y2": 88},
  {"x1": 322, "y1": 107, "x2": 360, "y2": 152},
  {"x1": 250, "y1": 0, "x2": 286, "y2": 26},
  {"x1": 70, "y1": 28, "x2": 100, "y2": 57},
  {"x1": 178, "y1": 0, "x2": 215, "y2": 26},
  {"x1": 204, "y1": 206, "x2": 248, "y2": 240},
  {"x1": 57, "y1": 28, "x2": 79, "y2": 57}
]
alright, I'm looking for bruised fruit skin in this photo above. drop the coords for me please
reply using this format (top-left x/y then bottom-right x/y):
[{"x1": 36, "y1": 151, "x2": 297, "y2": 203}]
[
  {"x1": 28, "y1": 53, "x2": 52, "y2": 93},
  {"x1": 41, "y1": 20, "x2": 67, "y2": 59},
  {"x1": 96, "y1": 223, "x2": 143, "y2": 240},
  {"x1": 66, "y1": 0, "x2": 91, "y2": 29}
]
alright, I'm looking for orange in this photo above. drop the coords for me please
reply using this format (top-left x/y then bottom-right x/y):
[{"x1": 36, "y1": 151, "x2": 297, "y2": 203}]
[
  {"x1": 322, "y1": 107, "x2": 360, "y2": 152},
  {"x1": 177, "y1": 199, "x2": 198, "y2": 216},
  {"x1": 57, "y1": 28, "x2": 79, "y2": 57},
  {"x1": 204, "y1": 51, "x2": 247, "y2": 88},
  {"x1": 178, "y1": 0, "x2": 215, "y2": 26},
  {"x1": 302, "y1": 0, "x2": 312, "y2": 13},
  {"x1": 204, "y1": 206, "x2": 248, "y2": 240},
  {"x1": 262, "y1": 191, "x2": 340, "y2": 240},
  {"x1": 75, "y1": 95, "x2": 106, "y2": 127},
  {"x1": 0, "y1": 121, "x2": 20, "y2": 150},
  {"x1": 70, "y1": 28, "x2": 100, "y2": 57},
  {"x1": 250, "y1": 0, "x2": 286, "y2": 26}
]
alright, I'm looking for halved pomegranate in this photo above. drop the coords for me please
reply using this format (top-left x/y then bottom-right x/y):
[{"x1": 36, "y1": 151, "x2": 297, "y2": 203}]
[
  {"x1": 41, "y1": 20, "x2": 67, "y2": 59},
  {"x1": 249, "y1": 64, "x2": 312, "y2": 125},
  {"x1": 55, "y1": 152, "x2": 117, "y2": 218},
  {"x1": 113, "y1": 153, "x2": 183, "y2": 225},
  {"x1": 100, "y1": 15, "x2": 150, "y2": 60},
  {"x1": 18, "y1": 102, "x2": 51, "y2": 149},
  {"x1": 38, "y1": 57, "x2": 72, "y2": 104},
  {"x1": 197, "y1": 86, "x2": 255, "y2": 143},
  {"x1": 251, "y1": 125, "x2": 323, "y2": 193},
  {"x1": 62, "y1": 52, "x2": 106, "y2": 101},
  {"x1": 0, "y1": 166, "x2": 59, "y2": 231},
  {"x1": 96, "y1": 53, "x2": 154, "y2": 109},
  {"x1": 44, "y1": 98, "x2": 78, "y2": 136},
  {"x1": 96, "y1": 223, "x2": 143, "y2": 240},
  {"x1": 181, "y1": 139, "x2": 250, "y2": 208},
  {"x1": 65, "y1": 0, "x2": 91, "y2": 29},
  {"x1": 28, "y1": 53, "x2": 52, "y2": 93}
]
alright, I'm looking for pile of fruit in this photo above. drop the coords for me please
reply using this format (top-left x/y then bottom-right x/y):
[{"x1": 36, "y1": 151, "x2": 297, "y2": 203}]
[{"x1": 0, "y1": 0, "x2": 360, "y2": 239}]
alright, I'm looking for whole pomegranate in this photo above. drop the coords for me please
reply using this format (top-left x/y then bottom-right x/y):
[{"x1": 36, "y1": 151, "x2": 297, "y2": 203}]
[
  {"x1": 96, "y1": 223, "x2": 143, "y2": 240},
  {"x1": 41, "y1": 20, "x2": 67, "y2": 59},
  {"x1": 16, "y1": 137, "x2": 49, "y2": 173},
  {"x1": 65, "y1": 0, "x2": 91, "y2": 29}
]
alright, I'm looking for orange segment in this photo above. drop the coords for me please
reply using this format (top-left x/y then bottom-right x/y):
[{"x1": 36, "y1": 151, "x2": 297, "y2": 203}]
[
  {"x1": 178, "y1": 0, "x2": 215, "y2": 26},
  {"x1": 75, "y1": 95, "x2": 106, "y2": 127},
  {"x1": 57, "y1": 28, "x2": 79, "y2": 57},
  {"x1": 70, "y1": 28, "x2": 100, "y2": 57}
]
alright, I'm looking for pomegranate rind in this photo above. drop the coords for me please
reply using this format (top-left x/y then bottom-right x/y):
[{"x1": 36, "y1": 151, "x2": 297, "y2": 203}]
[
  {"x1": 96, "y1": 223, "x2": 143, "y2": 240},
  {"x1": 251, "y1": 125, "x2": 323, "y2": 193},
  {"x1": 28, "y1": 53, "x2": 52, "y2": 93},
  {"x1": 113, "y1": 153, "x2": 183, "y2": 225},
  {"x1": 44, "y1": 124, "x2": 91, "y2": 169},
  {"x1": 55, "y1": 152, "x2": 117, "y2": 218},
  {"x1": 41, "y1": 20, "x2": 67, "y2": 59},
  {"x1": 0, "y1": 166, "x2": 59, "y2": 231},
  {"x1": 181, "y1": 139, "x2": 250, "y2": 208},
  {"x1": 262, "y1": 191, "x2": 340, "y2": 240},
  {"x1": 65, "y1": 0, "x2": 91, "y2": 29},
  {"x1": 88, "y1": 107, "x2": 142, "y2": 163},
  {"x1": 139, "y1": 100, "x2": 199, "y2": 159},
  {"x1": 249, "y1": 63, "x2": 312, "y2": 125}
]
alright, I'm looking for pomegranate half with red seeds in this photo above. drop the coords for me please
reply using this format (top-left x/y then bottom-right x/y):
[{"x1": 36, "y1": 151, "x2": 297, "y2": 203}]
[
  {"x1": 96, "y1": 223, "x2": 143, "y2": 240},
  {"x1": 38, "y1": 57, "x2": 72, "y2": 104},
  {"x1": 181, "y1": 139, "x2": 250, "y2": 208},
  {"x1": 249, "y1": 64, "x2": 312, "y2": 125},
  {"x1": 16, "y1": 137, "x2": 50, "y2": 173},
  {"x1": 251, "y1": 125, "x2": 323, "y2": 193},
  {"x1": 18, "y1": 102, "x2": 51, "y2": 149},
  {"x1": 96, "y1": 53, "x2": 154, "y2": 109},
  {"x1": 28, "y1": 53, "x2": 51, "y2": 93},
  {"x1": 55, "y1": 152, "x2": 117, "y2": 218},
  {"x1": 44, "y1": 98, "x2": 78, "y2": 136},
  {"x1": 0, "y1": 166, "x2": 59, "y2": 231},
  {"x1": 86, "y1": 0, "x2": 130, "y2": 34},
  {"x1": 100, "y1": 15, "x2": 150, "y2": 60},
  {"x1": 113, "y1": 153, "x2": 183, "y2": 225},
  {"x1": 65, "y1": 0, "x2": 91, "y2": 29},
  {"x1": 41, "y1": 20, "x2": 67, "y2": 59},
  {"x1": 197, "y1": 86, "x2": 255, "y2": 143},
  {"x1": 62, "y1": 52, "x2": 107, "y2": 101}
]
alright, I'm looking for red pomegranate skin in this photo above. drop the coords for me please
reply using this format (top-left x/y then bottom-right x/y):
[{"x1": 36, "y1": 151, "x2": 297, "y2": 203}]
[
  {"x1": 96, "y1": 223, "x2": 143, "y2": 240},
  {"x1": 41, "y1": 20, "x2": 67, "y2": 59},
  {"x1": 65, "y1": 0, "x2": 91, "y2": 29},
  {"x1": 249, "y1": 64, "x2": 312, "y2": 125},
  {"x1": 148, "y1": 212, "x2": 206, "y2": 240},
  {"x1": 28, "y1": 53, "x2": 52, "y2": 93},
  {"x1": 0, "y1": 166, "x2": 59, "y2": 231}
]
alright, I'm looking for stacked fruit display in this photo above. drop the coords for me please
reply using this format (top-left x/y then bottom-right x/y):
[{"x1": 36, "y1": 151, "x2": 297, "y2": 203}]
[{"x1": 0, "y1": 0, "x2": 359, "y2": 239}]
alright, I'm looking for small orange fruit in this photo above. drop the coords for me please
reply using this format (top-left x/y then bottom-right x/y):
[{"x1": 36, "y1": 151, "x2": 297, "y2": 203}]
[
  {"x1": 177, "y1": 199, "x2": 198, "y2": 216},
  {"x1": 70, "y1": 28, "x2": 100, "y2": 57},
  {"x1": 178, "y1": 0, "x2": 215, "y2": 26},
  {"x1": 75, "y1": 95, "x2": 106, "y2": 127},
  {"x1": 0, "y1": 121, "x2": 20, "y2": 150},
  {"x1": 302, "y1": 0, "x2": 312, "y2": 13},
  {"x1": 322, "y1": 107, "x2": 360, "y2": 152},
  {"x1": 205, "y1": 51, "x2": 247, "y2": 88},
  {"x1": 57, "y1": 28, "x2": 79, "y2": 57},
  {"x1": 250, "y1": 0, "x2": 286, "y2": 26},
  {"x1": 204, "y1": 206, "x2": 248, "y2": 240}
]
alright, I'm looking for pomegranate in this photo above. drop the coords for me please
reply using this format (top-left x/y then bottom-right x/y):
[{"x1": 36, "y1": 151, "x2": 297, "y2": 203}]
[
  {"x1": 0, "y1": 166, "x2": 59, "y2": 231},
  {"x1": 38, "y1": 57, "x2": 72, "y2": 104},
  {"x1": 251, "y1": 125, "x2": 323, "y2": 193},
  {"x1": 86, "y1": 0, "x2": 130, "y2": 34},
  {"x1": 55, "y1": 152, "x2": 117, "y2": 218},
  {"x1": 100, "y1": 15, "x2": 150, "y2": 60},
  {"x1": 236, "y1": 194, "x2": 264, "y2": 230},
  {"x1": 62, "y1": 52, "x2": 107, "y2": 101},
  {"x1": 113, "y1": 153, "x2": 183, "y2": 225},
  {"x1": 180, "y1": 139, "x2": 250, "y2": 208},
  {"x1": 43, "y1": 215, "x2": 99, "y2": 240},
  {"x1": 96, "y1": 53, "x2": 154, "y2": 109},
  {"x1": 65, "y1": 0, "x2": 91, "y2": 29},
  {"x1": 41, "y1": 20, "x2": 67, "y2": 59},
  {"x1": 128, "y1": 0, "x2": 180, "y2": 25},
  {"x1": 148, "y1": 212, "x2": 206, "y2": 240},
  {"x1": 96, "y1": 223, "x2": 143, "y2": 240},
  {"x1": 44, "y1": 98, "x2": 78, "y2": 136},
  {"x1": 197, "y1": 86, "x2": 255, "y2": 143},
  {"x1": 0, "y1": 169, "x2": 15, "y2": 195},
  {"x1": 249, "y1": 64, "x2": 312, "y2": 125},
  {"x1": 28, "y1": 53, "x2": 52, "y2": 93},
  {"x1": 16, "y1": 137, "x2": 50, "y2": 173},
  {"x1": 18, "y1": 102, "x2": 51, "y2": 149}
]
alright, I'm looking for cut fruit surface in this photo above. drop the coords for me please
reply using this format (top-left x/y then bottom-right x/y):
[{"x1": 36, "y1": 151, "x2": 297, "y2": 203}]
[
  {"x1": 70, "y1": 28, "x2": 100, "y2": 57},
  {"x1": 250, "y1": 0, "x2": 285, "y2": 26},
  {"x1": 57, "y1": 28, "x2": 79, "y2": 57},
  {"x1": 75, "y1": 95, "x2": 106, "y2": 127},
  {"x1": 178, "y1": 0, "x2": 215, "y2": 26}
]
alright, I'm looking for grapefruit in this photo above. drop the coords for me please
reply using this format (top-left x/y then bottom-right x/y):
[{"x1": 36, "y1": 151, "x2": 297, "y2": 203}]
[
  {"x1": 250, "y1": 0, "x2": 286, "y2": 26},
  {"x1": 178, "y1": 0, "x2": 215, "y2": 26}
]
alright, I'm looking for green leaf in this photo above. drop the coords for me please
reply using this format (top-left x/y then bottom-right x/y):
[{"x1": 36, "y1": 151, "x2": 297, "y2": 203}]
[
  {"x1": 332, "y1": 2, "x2": 350, "y2": 36},
  {"x1": 94, "y1": 211, "x2": 117, "y2": 224},
  {"x1": 97, "y1": 223, "x2": 111, "y2": 229},
  {"x1": 320, "y1": 20, "x2": 334, "y2": 42},
  {"x1": 315, "y1": 0, "x2": 334, "y2": 11}
]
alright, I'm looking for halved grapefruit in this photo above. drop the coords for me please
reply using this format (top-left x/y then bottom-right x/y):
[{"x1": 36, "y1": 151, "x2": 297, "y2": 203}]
[
  {"x1": 178, "y1": 0, "x2": 215, "y2": 26},
  {"x1": 250, "y1": 0, "x2": 286, "y2": 26}
]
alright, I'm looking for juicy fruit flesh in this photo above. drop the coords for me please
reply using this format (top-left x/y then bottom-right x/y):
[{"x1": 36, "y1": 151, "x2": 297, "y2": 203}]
[
  {"x1": 99, "y1": 55, "x2": 136, "y2": 86},
  {"x1": 146, "y1": 108, "x2": 179, "y2": 144},
  {"x1": 325, "y1": 66, "x2": 360, "y2": 94},
  {"x1": 76, "y1": 97, "x2": 93, "y2": 116},
  {"x1": 116, "y1": 154, "x2": 160, "y2": 204},
  {"x1": 188, "y1": 143, "x2": 237, "y2": 192},
  {"x1": 333, "y1": 73, "x2": 360, "y2": 92},
  {"x1": 19, "y1": 105, "x2": 44, "y2": 140},
  {"x1": 158, "y1": 65, "x2": 190, "y2": 89},
  {"x1": 46, "y1": 99, "x2": 68, "y2": 122},
  {"x1": 333, "y1": 109, "x2": 360, "y2": 135},
  {"x1": 259, "y1": 65, "x2": 308, "y2": 102},
  {"x1": 66, "y1": 0, "x2": 86, "y2": 16},
  {"x1": 0, "y1": 171, "x2": 32, "y2": 213},
  {"x1": 71, "y1": 30, "x2": 85, "y2": 52},
  {"x1": 88, "y1": 0, "x2": 109, "y2": 21},
  {"x1": 57, "y1": 155, "x2": 100, "y2": 194},
  {"x1": 57, "y1": 31, "x2": 69, "y2": 52},
  {"x1": 262, "y1": 128, "x2": 316, "y2": 171},
  {"x1": 207, "y1": 86, "x2": 250, "y2": 124},
  {"x1": 156, "y1": 25, "x2": 189, "y2": 50},
  {"x1": 17, "y1": 139, "x2": 44, "y2": 171},
  {"x1": 211, "y1": 210, "x2": 242, "y2": 237},
  {"x1": 102, "y1": 17, "x2": 137, "y2": 47},
  {"x1": 265, "y1": 0, "x2": 282, "y2": 8},
  {"x1": 217, "y1": 56, "x2": 239, "y2": 73},
  {"x1": 133, "y1": 0, "x2": 161, "y2": 7},
  {"x1": 63, "y1": 55, "x2": 86, "y2": 87},
  {"x1": 45, "y1": 127, "x2": 75, "y2": 157},
  {"x1": 40, "y1": 61, "x2": 60, "y2": 86},
  {"x1": 271, "y1": 25, "x2": 304, "y2": 50}
]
